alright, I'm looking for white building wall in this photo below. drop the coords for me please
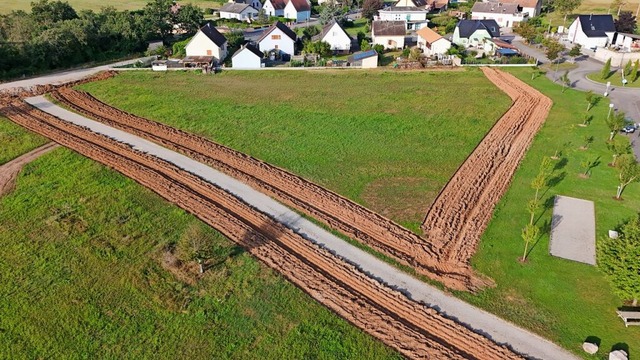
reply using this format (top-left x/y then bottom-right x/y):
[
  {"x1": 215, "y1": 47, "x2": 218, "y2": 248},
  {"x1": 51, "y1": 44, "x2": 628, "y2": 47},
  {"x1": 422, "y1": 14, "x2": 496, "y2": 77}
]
[
  {"x1": 232, "y1": 49, "x2": 262, "y2": 68},
  {"x1": 567, "y1": 19, "x2": 613, "y2": 49},
  {"x1": 284, "y1": 2, "x2": 310, "y2": 22},
  {"x1": 263, "y1": 0, "x2": 284, "y2": 16},
  {"x1": 378, "y1": 11, "x2": 427, "y2": 21},
  {"x1": 421, "y1": 37, "x2": 451, "y2": 56},
  {"x1": 470, "y1": 12, "x2": 526, "y2": 27},
  {"x1": 220, "y1": 7, "x2": 258, "y2": 20},
  {"x1": 259, "y1": 28, "x2": 295, "y2": 55},
  {"x1": 185, "y1": 31, "x2": 227, "y2": 60},
  {"x1": 322, "y1": 23, "x2": 352, "y2": 51},
  {"x1": 361, "y1": 56, "x2": 378, "y2": 68},
  {"x1": 372, "y1": 35, "x2": 405, "y2": 49}
]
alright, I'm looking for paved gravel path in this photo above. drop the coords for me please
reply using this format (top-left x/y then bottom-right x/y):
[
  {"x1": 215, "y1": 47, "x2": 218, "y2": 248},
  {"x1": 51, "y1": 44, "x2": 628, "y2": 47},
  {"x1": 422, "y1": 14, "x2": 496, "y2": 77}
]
[
  {"x1": 549, "y1": 196, "x2": 596, "y2": 265},
  {"x1": 26, "y1": 95, "x2": 579, "y2": 360}
]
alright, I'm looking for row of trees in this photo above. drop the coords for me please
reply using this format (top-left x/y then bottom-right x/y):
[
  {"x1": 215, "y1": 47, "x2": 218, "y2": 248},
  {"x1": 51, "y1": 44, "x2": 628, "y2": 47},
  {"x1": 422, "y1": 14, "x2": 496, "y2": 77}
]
[{"x1": 0, "y1": 0, "x2": 203, "y2": 79}]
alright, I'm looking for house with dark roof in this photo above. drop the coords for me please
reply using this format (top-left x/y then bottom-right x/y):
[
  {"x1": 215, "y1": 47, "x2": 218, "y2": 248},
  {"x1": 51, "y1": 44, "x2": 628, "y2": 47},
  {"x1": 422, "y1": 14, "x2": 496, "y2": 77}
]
[
  {"x1": 471, "y1": 2, "x2": 527, "y2": 28},
  {"x1": 348, "y1": 50, "x2": 378, "y2": 68},
  {"x1": 185, "y1": 23, "x2": 228, "y2": 64},
  {"x1": 264, "y1": 0, "x2": 310, "y2": 22},
  {"x1": 257, "y1": 21, "x2": 297, "y2": 56},
  {"x1": 452, "y1": 19, "x2": 500, "y2": 48},
  {"x1": 567, "y1": 14, "x2": 616, "y2": 50},
  {"x1": 372, "y1": 20, "x2": 406, "y2": 49},
  {"x1": 219, "y1": 3, "x2": 259, "y2": 21},
  {"x1": 232, "y1": 43, "x2": 264, "y2": 68},
  {"x1": 313, "y1": 21, "x2": 351, "y2": 53},
  {"x1": 229, "y1": 0, "x2": 262, "y2": 11}
]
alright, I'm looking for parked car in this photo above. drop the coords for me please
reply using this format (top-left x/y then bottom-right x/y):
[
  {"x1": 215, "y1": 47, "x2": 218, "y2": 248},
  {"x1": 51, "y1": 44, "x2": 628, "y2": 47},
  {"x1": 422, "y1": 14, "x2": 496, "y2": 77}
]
[{"x1": 621, "y1": 124, "x2": 636, "y2": 134}]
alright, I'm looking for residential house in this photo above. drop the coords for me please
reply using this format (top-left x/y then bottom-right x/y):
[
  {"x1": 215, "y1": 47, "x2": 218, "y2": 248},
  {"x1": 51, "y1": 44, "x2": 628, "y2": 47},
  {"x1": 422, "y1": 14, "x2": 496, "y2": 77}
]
[
  {"x1": 471, "y1": 2, "x2": 527, "y2": 28},
  {"x1": 348, "y1": 50, "x2": 378, "y2": 68},
  {"x1": 567, "y1": 14, "x2": 616, "y2": 50},
  {"x1": 185, "y1": 23, "x2": 228, "y2": 64},
  {"x1": 232, "y1": 43, "x2": 264, "y2": 68},
  {"x1": 372, "y1": 20, "x2": 406, "y2": 49},
  {"x1": 263, "y1": 0, "x2": 286, "y2": 17},
  {"x1": 229, "y1": 0, "x2": 263, "y2": 11},
  {"x1": 452, "y1": 19, "x2": 500, "y2": 49},
  {"x1": 219, "y1": 3, "x2": 259, "y2": 21},
  {"x1": 378, "y1": 7, "x2": 429, "y2": 30},
  {"x1": 258, "y1": 21, "x2": 297, "y2": 56},
  {"x1": 483, "y1": 0, "x2": 542, "y2": 17},
  {"x1": 416, "y1": 26, "x2": 451, "y2": 56},
  {"x1": 394, "y1": 0, "x2": 428, "y2": 9},
  {"x1": 615, "y1": 32, "x2": 640, "y2": 52},
  {"x1": 314, "y1": 21, "x2": 352, "y2": 53},
  {"x1": 427, "y1": 0, "x2": 448, "y2": 13},
  {"x1": 284, "y1": 0, "x2": 311, "y2": 22}
]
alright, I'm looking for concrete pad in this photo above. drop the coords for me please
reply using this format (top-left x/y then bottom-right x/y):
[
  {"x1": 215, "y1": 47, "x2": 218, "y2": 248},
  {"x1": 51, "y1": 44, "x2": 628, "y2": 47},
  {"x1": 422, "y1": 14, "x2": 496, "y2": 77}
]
[{"x1": 549, "y1": 195, "x2": 596, "y2": 265}]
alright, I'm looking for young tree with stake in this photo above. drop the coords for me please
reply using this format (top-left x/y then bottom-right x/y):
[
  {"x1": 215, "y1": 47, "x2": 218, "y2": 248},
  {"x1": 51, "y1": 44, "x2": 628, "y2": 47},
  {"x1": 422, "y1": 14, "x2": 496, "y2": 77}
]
[
  {"x1": 606, "y1": 111, "x2": 626, "y2": 141},
  {"x1": 607, "y1": 138, "x2": 631, "y2": 166},
  {"x1": 585, "y1": 90, "x2": 597, "y2": 112},
  {"x1": 521, "y1": 223, "x2": 539, "y2": 261},
  {"x1": 615, "y1": 154, "x2": 640, "y2": 199}
]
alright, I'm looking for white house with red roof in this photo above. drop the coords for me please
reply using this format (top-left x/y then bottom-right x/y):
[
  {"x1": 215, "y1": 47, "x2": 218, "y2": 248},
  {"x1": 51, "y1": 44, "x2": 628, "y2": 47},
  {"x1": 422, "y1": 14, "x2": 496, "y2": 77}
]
[{"x1": 264, "y1": 0, "x2": 310, "y2": 22}]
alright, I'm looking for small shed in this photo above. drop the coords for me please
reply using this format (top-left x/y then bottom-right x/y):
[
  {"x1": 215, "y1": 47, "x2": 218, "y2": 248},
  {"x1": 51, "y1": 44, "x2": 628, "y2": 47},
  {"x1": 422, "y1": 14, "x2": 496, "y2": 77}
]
[
  {"x1": 349, "y1": 50, "x2": 378, "y2": 68},
  {"x1": 232, "y1": 43, "x2": 264, "y2": 68}
]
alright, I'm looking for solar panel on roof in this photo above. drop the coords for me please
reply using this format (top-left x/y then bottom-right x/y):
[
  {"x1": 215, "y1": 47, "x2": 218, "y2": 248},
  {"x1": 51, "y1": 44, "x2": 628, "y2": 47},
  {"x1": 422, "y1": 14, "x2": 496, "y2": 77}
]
[{"x1": 353, "y1": 50, "x2": 377, "y2": 60}]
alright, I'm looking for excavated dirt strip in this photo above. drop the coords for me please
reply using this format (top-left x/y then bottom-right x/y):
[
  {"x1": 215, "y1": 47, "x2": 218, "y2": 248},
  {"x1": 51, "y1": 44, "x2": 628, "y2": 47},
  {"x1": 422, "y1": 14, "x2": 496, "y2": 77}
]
[
  {"x1": 0, "y1": 143, "x2": 59, "y2": 197},
  {"x1": 422, "y1": 68, "x2": 552, "y2": 265},
  {"x1": 0, "y1": 100, "x2": 524, "y2": 360},
  {"x1": 51, "y1": 88, "x2": 479, "y2": 290}
]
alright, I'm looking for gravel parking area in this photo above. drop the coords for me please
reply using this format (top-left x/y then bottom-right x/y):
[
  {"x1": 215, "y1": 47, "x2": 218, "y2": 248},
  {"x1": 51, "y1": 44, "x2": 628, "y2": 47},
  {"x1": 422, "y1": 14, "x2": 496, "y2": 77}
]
[{"x1": 549, "y1": 195, "x2": 596, "y2": 265}]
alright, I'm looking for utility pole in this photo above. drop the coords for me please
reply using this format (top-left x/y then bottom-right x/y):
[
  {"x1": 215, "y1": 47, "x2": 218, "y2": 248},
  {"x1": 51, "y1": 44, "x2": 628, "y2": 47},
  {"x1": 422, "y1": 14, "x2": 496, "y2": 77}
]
[{"x1": 636, "y1": 0, "x2": 640, "y2": 17}]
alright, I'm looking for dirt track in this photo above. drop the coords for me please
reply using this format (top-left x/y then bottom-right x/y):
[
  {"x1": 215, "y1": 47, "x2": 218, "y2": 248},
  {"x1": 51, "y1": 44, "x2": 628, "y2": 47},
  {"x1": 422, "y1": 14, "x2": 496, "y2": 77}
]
[
  {"x1": 0, "y1": 100, "x2": 524, "y2": 360},
  {"x1": 422, "y1": 68, "x2": 553, "y2": 265},
  {"x1": 0, "y1": 143, "x2": 59, "y2": 197},
  {"x1": 50, "y1": 88, "x2": 478, "y2": 290}
]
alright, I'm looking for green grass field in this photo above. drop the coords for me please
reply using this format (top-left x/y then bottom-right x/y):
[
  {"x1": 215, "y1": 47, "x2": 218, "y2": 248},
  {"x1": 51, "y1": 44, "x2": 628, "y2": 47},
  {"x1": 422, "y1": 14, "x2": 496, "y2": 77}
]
[
  {"x1": 0, "y1": 0, "x2": 223, "y2": 14},
  {"x1": 0, "y1": 117, "x2": 47, "y2": 165},
  {"x1": 0, "y1": 145, "x2": 401, "y2": 359},
  {"x1": 78, "y1": 70, "x2": 511, "y2": 232},
  {"x1": 587, "y1": 71, "x2": 640, "y2": 88},
  {"x1": 457, "y1": 67, "x2": 640, "y2": 358}
]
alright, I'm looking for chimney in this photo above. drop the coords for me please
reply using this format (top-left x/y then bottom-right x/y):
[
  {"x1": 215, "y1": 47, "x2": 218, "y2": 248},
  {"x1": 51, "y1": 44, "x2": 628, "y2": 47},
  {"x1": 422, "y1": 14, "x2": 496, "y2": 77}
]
[{"x1": 589, "y1": 13, "x2": 592, "y2": 20}]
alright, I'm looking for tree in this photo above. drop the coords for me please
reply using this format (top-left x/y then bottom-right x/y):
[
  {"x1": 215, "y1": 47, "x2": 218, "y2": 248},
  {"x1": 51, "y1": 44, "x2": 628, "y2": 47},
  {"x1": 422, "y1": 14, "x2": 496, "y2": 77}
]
[
  {"x1": 624, "y1": 59, "x2": 632, "y2": 76},
  {"x1": 530, "y1": 157, "x2": 552, "y2": 208},
  {"x1": 543, "y1": 37, "x2": 564, "y2": 63},
  {"x1": 601, "y1": 58, "x2": 612, "y2": 80},
  {"x1": 521, "y1": 223, "x2": 539, "y2": 261},
  {"x1": 31, "y1": 0, "x2": 78, "y2": 27},
  {"x1": 360, "y1": 39, "x2": 371, "y2": 51},
  {"x1": 568, "y1": 44, "x2": 581, "y2": 58},
  {"x1": 319, "y1": 1, "x2": 346, "y2": 25},
  {"x1": 175, "y1": 3, "x2": 203, "y2": 35},
  {"x1": 176, "y1": 223, "x2": 215, "y2": 274},
  {"x1": 598, "y1": 215, "x2": 640, "y2": 306},
  {"x1": 257, "y1": 9, "x2": 268, "y2": 24},
  {"x1": 585, "y1": 90, "x2": 598, "y2": 112},
  {"x1": 531, "y1": 67, "x2": 544, "y2": 80},
  {"x1": 615, "y1": 154, "x2": 640, "y2": 199},
  {"x1": 554, "y1": 0, "x2": 582, "y2": 26},
  {"x1": 513, "y1": 21, "x2": 536, "y2": 44},
  {"x1": 606, "y1": 111, "x2": 626, "y2": 140},
  {"x1": 614, "y1": 11, "x2": 637, "y2": 33},
  {"x1": 408, "y1": 47, "x2": 422, "y2": 61},
  {"x1": 362, "y1": 0, "x2": 383, "y2": 20},
  {"x1": 580, "y1": 157, "x2": 599, "y2": 177},
  {"x1": 630, "y1": 60, "x2": 639, "y2": 83},
  {"x1": 225, "y1": 30, "x2": 245, "y2": 49},
  {"x1": 560, "y1": 70, "x2": 570, "y2": 92},
  {"x1": 607, "y1": 138, "x2": 631, "y2": 166},
  {"x1": 372, "y1": 43, "x2": 384, "y2": 54},
  {"x1": 302, "y1": 40, "x2": 332, "y2": 58},
  {"x1": 143, "y1": 0, "x2": 175, "y2": 40}
]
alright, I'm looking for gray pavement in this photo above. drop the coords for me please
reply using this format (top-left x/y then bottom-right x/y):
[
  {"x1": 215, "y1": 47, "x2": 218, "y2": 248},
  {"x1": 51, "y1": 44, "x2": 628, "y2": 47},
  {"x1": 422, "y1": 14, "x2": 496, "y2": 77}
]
[
  {"x1": 549, "y1": 196, "x2": 596, "y2": 265},
  {"x1": 26, "y1": 95, "x2": 580, "y2": 360}
]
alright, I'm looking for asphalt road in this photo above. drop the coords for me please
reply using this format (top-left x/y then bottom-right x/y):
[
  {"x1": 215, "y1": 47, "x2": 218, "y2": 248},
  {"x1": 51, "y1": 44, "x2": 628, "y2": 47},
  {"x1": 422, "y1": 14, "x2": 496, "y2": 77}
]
[{"x1": 27, "y1": 95, "x2": 580, "y2": 360}]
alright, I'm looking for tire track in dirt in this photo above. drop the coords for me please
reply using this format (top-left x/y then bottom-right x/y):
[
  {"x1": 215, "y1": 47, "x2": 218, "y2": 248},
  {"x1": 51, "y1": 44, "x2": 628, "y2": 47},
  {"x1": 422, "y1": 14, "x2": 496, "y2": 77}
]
[
  {"x1": 50, "y1": 88, "x2": 478, "y2": 290},
  {"x1": 0, "y1": 143, "x2": 59, "y2": 197},
  {"x1": 0, "y1": 100, "x2": 524, "y2": 360},
  {"x1": 421, "y1": 68, "x2": 552, "y2": 265}
]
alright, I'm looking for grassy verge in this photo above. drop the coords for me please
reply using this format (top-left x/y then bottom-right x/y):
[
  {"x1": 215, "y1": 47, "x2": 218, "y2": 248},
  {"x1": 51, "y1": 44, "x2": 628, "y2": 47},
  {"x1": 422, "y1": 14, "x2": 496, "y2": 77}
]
[
  {"x1": 0, "y1": 116, "x2": 48, "y2": 165},
  {"x1": 0, "y1": 146, "x2": 402, "y2": 359},
  {"x1": 458, "y1": 67, "x2": 640, "y2": 358},
  {"x1": 586, "y1": 71, "x2": 640, "y2": 89},
  {"x1": 78, "y1": 70, "x2": 511, "y2": 230}
]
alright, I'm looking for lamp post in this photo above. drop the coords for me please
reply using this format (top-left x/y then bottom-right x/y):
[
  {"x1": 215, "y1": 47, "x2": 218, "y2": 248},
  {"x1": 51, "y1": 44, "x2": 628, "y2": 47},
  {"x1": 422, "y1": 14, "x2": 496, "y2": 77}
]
[
  {"x1": 608, "y1": 103, "x2": 615, "y2": 119},
  {"x1": 605, "y1": 81, "x2": 611, "y2": 96}
]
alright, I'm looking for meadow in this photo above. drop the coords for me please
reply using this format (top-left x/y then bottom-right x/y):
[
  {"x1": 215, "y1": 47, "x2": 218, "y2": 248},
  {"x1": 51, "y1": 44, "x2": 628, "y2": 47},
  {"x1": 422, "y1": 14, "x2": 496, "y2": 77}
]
[
  {"x1": 458, "y1": 67, "x2": 640, "y2": 358},
  {"x1": 0, "y1": 144, "x2": 401, "y2": 359},
  {"x1": 0, "y1": 117, "x2": 47, "y2": 165},
  {"x1": 0, "y1": 0, "x2": 223, "y2": 13},
  {"x1": 79, "y1": 70, "x2": 511, "y2": 232}
]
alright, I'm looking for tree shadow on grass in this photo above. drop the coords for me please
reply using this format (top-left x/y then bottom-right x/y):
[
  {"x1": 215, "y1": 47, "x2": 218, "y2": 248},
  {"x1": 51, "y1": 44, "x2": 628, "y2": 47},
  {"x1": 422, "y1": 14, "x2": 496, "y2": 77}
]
[
  {"x1": 527, "y1": 218, "x2": 552, "y2": 258},
  {"x1": 611, "y1": 342, "x2": 629, "y2": 357},
  {"x1": 584, "y1": 336, "x2": 601, "y2": 347}
]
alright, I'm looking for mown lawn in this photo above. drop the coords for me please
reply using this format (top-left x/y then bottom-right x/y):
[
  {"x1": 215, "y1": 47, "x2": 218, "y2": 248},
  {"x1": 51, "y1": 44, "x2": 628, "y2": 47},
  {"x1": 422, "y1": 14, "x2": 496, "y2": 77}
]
[
  {"x1": 587, "y1": 71, "x2": 640, "y2": 89},
  {"x1": 0, "y1": 116, "x2": 48, "y2": 165},
  {"x1": 0, "y1": 147, "x2": 402, "y2": 359},
  {"x1": 459, "y1": 67, "x2": 640, "y2": 359},
  {"x1": 0, "y1": 0, "x2": 223, "y2": 13},
  {"x1": 79, "y1": 70, "x2": 511, "y2": 232}
]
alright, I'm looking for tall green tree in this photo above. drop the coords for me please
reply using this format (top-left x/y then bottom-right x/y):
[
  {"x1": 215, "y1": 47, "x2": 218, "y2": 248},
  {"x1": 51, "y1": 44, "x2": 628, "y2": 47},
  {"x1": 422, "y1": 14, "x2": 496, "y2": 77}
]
[
  {"x1": 513, "y1": 21, "x2": 536, "y2": 44},
  {"x1": 175, "y1": 3, "x2": 203, "y2": 35},
  {"x1": 362, "y1": 0, "x2": 383, "y2": 20},
  {"x1": 543, "y1": 37, "x2": 564, "y2": 64},
  {"x1": 143, "y1": 0, "x2": 175, "y2": 40},
  {"x1": 585, "y1": 90, "x2": 597, "y2": 112},
  {"x1": 319, "y1": 0, "x2": 346, "y2": 25},
  {"x1": 601, "y1": 58, "x2": 612, "y2": 79},
  {"x1": 554, "y1": 0, "x2": 582, "y2": 26},
  {"x1": 607, "y1": 138, "x2": 631, "y2": 166},
  {"x1": 630, "y1": 60, "x2": 639, "y2": 83},
  {"x1": 598, "y1": 215, "x2": 640, "y2": 306},
  {"x1": 31, "y1": 0, "x2": 78, "y2": 27},
  {"x1": 614, "y1": 11, "x2": 637, "y2": 33}
]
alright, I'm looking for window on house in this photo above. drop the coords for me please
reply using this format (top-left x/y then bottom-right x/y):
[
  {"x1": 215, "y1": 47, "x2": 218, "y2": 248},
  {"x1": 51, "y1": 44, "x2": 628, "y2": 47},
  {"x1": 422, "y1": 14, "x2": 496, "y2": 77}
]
[
  {"x1": 275, "y1": 44, "x2": 279, "y2": 49},
  {"x1": 207, "y1": 49, "x2": 212, "y2": 55},
  {"x1": 388, "y1": 40, "x2": 393, "y2": 45},
  {"x1": 272, "y1": 34, "x2": 281, "y2": 40}
]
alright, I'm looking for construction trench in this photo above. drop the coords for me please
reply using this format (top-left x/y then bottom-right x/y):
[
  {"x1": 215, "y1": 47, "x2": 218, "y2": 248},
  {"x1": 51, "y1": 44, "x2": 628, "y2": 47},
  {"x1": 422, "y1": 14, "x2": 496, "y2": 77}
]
[{"x1": 0, "y1": 68, "x2": 555, "y2": 359}]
